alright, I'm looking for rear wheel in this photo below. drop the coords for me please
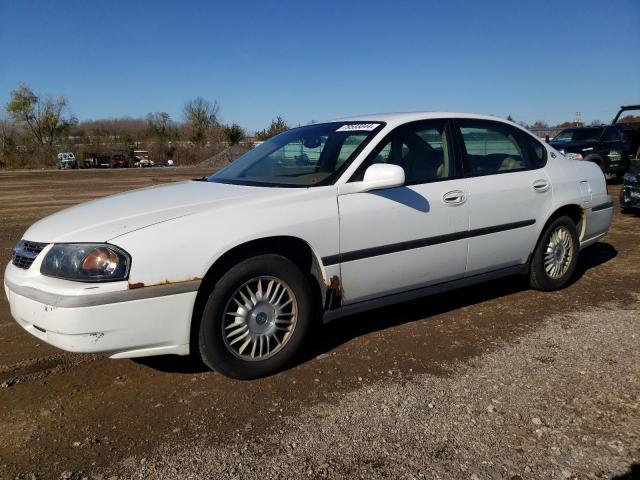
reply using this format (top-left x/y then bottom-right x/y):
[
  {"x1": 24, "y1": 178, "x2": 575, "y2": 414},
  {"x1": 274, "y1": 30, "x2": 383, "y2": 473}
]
[
  {"x1": 198, "y1": 254, "x2": 314, "y2": 379},
  {"x1": 529, "y1": 215, "x2": 579, "y2": 291}
]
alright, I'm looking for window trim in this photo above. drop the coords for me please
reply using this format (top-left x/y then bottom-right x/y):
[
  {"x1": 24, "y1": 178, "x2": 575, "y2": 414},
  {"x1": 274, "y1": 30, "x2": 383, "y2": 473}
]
[
  {"x1": 347, "y1": 119, "x2": 463, "y2": 185},
  {"x1": 451, "y1": 119, "x2": 547, "y2": 178}
]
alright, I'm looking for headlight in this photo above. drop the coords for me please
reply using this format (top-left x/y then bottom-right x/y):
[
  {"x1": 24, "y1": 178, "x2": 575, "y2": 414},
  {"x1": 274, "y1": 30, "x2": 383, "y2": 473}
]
[
  {"x1": 40, "y1": 243, "x2": 131, "y2": 282},
  {"x1": 564, "y1": 152, "x2": 583, "y2": 161},
  {"x1": 623, "y1": 172, "x2": 638, "y2": 183}
]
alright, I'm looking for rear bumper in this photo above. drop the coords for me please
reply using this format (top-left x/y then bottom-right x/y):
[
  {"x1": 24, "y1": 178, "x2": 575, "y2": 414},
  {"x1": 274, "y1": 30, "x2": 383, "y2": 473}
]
[{"x1": 4, "y1": 263, "x2": 198, "y2": 358}]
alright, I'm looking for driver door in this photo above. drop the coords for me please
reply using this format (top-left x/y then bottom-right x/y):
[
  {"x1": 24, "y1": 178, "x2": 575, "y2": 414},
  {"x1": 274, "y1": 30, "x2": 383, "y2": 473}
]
[{"x1": 336, "y1": 120, "x2": 469, "y2": 304}]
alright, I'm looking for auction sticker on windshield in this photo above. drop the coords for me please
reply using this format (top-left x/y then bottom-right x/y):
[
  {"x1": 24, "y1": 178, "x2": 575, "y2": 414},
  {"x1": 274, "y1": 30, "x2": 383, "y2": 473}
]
[{"x1": 336, "y1": 123, "x2": 379, "y2": 132}]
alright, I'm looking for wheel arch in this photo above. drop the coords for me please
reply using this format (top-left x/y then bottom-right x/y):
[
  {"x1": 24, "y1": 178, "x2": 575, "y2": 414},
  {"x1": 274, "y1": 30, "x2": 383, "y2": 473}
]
[
  {"x1": 189, "y1": 235, "x2": 330, "y2": 352},
  {"x1": 542, "y1": 203, "x2": 585, "y2": 240},
  {"x1": 530, "y1": 203, "x2": 585, "y2": 265}
]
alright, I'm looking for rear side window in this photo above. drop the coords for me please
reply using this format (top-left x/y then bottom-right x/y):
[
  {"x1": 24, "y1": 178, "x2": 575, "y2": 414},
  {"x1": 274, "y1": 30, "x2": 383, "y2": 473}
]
[
  {"x1": 525, "y1": 135, "x2": 547, "y2": 169},
  {"x1": 456, "y1": 120, "x2": 546, "y2": 175}
]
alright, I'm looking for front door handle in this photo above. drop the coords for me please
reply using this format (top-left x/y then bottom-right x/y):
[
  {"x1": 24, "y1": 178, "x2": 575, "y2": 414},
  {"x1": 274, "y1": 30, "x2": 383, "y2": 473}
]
[
  {"x1": 532, "y1": 179, "x2": 550, "y2": 193},
  {"x1": 443, "y1": 190, "x2": 466, "y2": 205}
]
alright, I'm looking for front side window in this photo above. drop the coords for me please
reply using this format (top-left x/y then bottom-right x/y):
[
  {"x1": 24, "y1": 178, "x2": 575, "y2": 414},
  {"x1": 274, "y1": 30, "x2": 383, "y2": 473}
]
[
  {"x1": 458, "y1": 121, "x2": 530, "y2": 175},
  {"x1": 209, "y1": 122, "x2": 382, "y2": 187},
  {"x1": 602, "y1": 127, "x2": 621, "y2": 142},
  {"x1": 351, "y1": 120, "x2": 454, "y2": 184}
]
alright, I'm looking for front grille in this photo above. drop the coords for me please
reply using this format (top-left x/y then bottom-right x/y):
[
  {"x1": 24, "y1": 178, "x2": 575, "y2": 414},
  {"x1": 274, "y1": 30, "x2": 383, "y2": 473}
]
[{"x1": 11, "y1": 240, "x2": 47, "y2": 270}]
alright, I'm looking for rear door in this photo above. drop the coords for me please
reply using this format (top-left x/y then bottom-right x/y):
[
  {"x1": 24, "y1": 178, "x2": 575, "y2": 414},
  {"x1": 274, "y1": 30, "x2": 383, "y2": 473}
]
[{"x1": 452, "y1": 119, "x2": 552, "y2": 276}]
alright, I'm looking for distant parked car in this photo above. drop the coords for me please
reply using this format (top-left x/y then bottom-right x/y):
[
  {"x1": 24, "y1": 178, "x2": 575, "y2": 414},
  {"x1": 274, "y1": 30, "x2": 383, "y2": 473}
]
[
  {"x1": 111, "y1": 154, "x2": 130, "y2": 168},
  {"x1": 82, "y1": 153, "x2": 112, "y2": 169},
  {"x1": 5, "y1": 113, "x2": 613, "y2": 379},
  {"x1": 620, "y1": 162, "x2": 640, "y2": 212},
  {"x1": 549, "y1": 125, "x2": 635, "y2": 176},
  {"x1": 133, "y1": 150, "x2": 153, "y2": 167},
  {"x1": 57, "y1": 152, "x2": 77, "y2": 169}
]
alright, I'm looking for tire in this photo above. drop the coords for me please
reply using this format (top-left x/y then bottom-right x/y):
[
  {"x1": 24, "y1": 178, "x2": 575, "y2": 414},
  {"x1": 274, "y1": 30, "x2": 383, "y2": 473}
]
[
  {"x1": 529, "y1": 215, "x2": 579, "y2": 291},
  {"x1": 198, "y1": 254, "x2": 314, "y2": 379}
]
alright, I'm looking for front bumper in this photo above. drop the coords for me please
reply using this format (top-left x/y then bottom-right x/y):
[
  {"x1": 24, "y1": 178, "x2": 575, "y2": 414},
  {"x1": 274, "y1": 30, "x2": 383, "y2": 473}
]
[
  {"x1": 4, "y1": 262, "x2": 198, "y2": 358},
  {"x1": 621, "y1": 185, "x2": 640, "y2": 208}
]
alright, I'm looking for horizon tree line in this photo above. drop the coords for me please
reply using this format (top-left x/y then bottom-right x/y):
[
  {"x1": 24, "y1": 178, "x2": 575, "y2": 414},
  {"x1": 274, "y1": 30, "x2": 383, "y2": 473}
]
[{"x1": 2, "y1": 83, "x2": 638, "y2": 169}]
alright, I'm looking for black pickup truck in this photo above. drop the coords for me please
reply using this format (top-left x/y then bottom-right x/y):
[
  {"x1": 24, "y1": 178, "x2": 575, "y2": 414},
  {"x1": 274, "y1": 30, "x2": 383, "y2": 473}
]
[{"x1": 549, "y1": 105, "x2": 640, "y2": 176}]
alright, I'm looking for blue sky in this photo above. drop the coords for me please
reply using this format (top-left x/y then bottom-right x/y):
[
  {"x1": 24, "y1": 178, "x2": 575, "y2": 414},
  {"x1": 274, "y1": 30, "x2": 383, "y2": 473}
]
[{"x1": 1, "y1": 0, "x2": 639, "y2": 131}]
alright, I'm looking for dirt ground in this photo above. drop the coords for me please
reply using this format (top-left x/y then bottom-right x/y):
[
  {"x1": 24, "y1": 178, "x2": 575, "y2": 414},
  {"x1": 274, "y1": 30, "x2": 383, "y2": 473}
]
[{"x1": 0, "y1": 168, "x2": 638, "y2": 479}]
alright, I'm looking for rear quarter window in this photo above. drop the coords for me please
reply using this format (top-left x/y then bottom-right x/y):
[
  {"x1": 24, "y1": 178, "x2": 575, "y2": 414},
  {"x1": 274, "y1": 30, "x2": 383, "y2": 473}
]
[{"x1": 524, "y1": 134, "x2": 547, "y2": 169}]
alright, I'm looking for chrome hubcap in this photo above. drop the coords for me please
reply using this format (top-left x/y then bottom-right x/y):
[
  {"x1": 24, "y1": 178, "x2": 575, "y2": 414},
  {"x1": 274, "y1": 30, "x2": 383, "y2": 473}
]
[
  {"x1": 222, "y1": 276, "x2": 297, "y2": 361},
  {"x1": 544, "y1": 226, "x2": 574, "y2": 279}
]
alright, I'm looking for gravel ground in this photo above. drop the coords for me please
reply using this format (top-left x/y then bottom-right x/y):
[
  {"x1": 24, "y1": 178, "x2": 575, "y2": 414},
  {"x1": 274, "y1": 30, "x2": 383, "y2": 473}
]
[
  {"x1": 117, "y1": 298, "x2": 640, "y2": 480},
  {"x1": 1, "y1": 171, "x2": 638, "y2": 479}
]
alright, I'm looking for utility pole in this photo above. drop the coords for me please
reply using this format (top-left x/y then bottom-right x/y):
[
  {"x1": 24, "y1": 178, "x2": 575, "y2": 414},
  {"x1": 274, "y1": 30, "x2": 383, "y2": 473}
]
[{"x1": 575, "y1": 112, "x2": 582, "y2": 127}]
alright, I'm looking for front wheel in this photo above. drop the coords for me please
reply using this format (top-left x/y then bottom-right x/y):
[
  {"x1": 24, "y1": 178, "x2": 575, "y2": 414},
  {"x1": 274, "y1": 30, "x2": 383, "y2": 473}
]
[
  {"x1": 529, "y1": 215, "x2": 579, "y2": 291},
  {"x1": 198, "y1": 254, "x2": 314, "y2": 379}
]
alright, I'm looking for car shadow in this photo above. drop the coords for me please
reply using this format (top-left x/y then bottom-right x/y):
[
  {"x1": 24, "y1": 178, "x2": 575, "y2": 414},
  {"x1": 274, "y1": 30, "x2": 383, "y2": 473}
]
[
  {"x1": 569, "y1": 241, "x2": 617, "y2": 285},
  {"x1": 135, "y1": 241, "x2": 617, "y2": 375},
  {"x1": 290, "y1": 241, "x2": 617, "y2": 372},
  {"x1": 612, "y1": 464, "x2": 640, "y2": 480},
  {"x1": 621, "y1": 208, "x2": 640, "y2": 218}
]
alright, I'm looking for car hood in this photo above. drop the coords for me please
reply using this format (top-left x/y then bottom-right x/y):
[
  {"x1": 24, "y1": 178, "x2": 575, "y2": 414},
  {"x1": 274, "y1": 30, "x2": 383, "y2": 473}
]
[{"x1": 22, "y1": 180, "x2": 283, "y2": 243}]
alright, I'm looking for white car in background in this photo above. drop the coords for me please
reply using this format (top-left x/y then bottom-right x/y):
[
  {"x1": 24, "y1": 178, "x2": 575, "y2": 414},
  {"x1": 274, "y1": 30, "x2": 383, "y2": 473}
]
[
  {"x1": 5, "y1": 113, "x2": 613, "y2": 379},
  {"x1": 57, "y1": 152, "x2": 77, "y2": 169}
]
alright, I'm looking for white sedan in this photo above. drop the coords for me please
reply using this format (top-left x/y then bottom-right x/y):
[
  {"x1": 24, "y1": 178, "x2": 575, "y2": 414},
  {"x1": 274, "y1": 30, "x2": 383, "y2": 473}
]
[{"x1": 4, "y1": 113, "x2": 613, "y2": 379}]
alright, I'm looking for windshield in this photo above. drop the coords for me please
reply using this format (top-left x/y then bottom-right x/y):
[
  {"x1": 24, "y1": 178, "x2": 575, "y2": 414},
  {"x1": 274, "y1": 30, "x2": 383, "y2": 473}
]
[
  {"x1": 208, "y1": 122, "x2": 383, "y2": 187},
  {"x1": 552, "y1": 128, "x2": 603, "y2": 143}
]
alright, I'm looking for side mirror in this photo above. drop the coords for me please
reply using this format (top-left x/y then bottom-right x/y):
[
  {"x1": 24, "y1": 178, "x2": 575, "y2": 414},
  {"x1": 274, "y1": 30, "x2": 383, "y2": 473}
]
[
  {"x1": 337, "y1": 163, "x2": 405, "y2": 195},
  {"x1": 362, "y1": 163, "x2": 405, "y2": 191}
]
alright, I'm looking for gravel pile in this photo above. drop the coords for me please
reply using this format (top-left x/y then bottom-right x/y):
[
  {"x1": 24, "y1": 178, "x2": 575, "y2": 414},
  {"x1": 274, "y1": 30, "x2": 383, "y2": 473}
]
[
  {"x1": 118, "y1": 298, "x2": 640, "y2": 479},
  {"x1": 198, "y1": 144, "x2": 252, "y2": 168}
]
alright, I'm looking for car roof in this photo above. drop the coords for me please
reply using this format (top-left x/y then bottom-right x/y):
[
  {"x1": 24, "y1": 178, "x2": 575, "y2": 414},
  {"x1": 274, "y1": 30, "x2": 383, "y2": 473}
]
[{"x1": 328, "y1": 111, "x2": 527, "y2": 131}]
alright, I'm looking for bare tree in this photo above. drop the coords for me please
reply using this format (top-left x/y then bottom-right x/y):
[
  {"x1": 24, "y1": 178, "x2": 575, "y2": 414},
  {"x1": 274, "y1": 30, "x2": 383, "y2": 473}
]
[
  {"x1": 531, "y1": 120, "x2": 549, "y2": 129},
  {"x1": 146, "y1": 112, "x2": 174, "y2": 140},
  {"x1": 0, "y1": 113, "x2": 16, "y2": 156},
  {"x1": 183, "y1": 97, "x2": 219, "y2": 143}
]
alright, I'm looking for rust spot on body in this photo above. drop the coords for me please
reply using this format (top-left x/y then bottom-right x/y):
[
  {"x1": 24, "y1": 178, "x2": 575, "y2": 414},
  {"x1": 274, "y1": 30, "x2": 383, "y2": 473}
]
[
  {"x1": 128, "y1": 277, "x2": 202, "y2": 290},
  {"x1": 328, "y1": 275, "x2": 341, "y2": 292},
  {"x1": 325, "y1": 275, "x2": 343, "y2": 310}
]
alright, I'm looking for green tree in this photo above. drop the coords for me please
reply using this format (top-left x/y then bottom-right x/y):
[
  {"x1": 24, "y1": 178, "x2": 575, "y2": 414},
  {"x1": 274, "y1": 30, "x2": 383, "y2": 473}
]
[
  {"x1": 224, "y1": 123, "x2": 245, "y2": 145},
  {"x1": 183, "y1": 97, "x2": 219, "y2": 143},
  {"x1": 6, "y1": 84, "x2": 76, "y2": 149},
  {"x1": 255, "y1": 116, "x2": 289, "y2": 140}
]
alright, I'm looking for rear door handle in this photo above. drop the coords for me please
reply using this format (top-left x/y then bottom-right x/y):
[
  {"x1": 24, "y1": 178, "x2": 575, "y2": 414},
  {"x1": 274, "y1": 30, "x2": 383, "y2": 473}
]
[
  {"x1": 443, "y1": 190, "x2": 466, "y2": 205},
  {"x1": 532, "y1": 179, "x2": 550, "y2": 193}
]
